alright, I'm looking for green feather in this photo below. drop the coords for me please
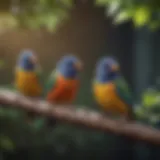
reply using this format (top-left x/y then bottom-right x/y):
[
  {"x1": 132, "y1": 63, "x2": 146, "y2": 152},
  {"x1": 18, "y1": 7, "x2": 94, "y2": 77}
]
[
  {"x1": 114, "y1": 77, "x2": 133, "y2": 106},
  {"x1": 35, "y1": 65, "x2": 42, "y2": 79},
  {"x1": 45, "y1": 70, "x2": 58, "y2": 94}
]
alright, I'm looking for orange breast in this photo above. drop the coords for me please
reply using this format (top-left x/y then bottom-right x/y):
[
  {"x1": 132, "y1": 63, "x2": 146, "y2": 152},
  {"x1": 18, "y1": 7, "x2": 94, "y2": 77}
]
[
  {"x1": 47, "y1": 76, "x2": 79, "y2": 104},
  {"x1": 93, "y1": 82, "x2": 129, "y2": 115}
]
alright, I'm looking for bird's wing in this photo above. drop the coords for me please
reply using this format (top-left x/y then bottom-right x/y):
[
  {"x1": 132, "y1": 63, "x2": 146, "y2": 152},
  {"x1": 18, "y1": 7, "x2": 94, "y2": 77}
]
[
  {"x1": 114, "y1": 77, "x2": 134, "y2": 106},
  {"x1": 45, "y1": 70, "x2": 58, "y2": 94},
  {"x1": 34, "y1": 65, "x2": 43, "y2": 79}
]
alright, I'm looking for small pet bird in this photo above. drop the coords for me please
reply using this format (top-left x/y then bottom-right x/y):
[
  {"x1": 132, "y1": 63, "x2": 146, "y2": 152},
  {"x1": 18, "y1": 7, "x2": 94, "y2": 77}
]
[
  {"x1": 93, "y1": 56, "x2": 134, "y2": 120},
  {"x1": 14, "y1": 50, "x2": 43, "y2": 122},
  {"x1": 46, "y1": 55, "x2": 82, "y2": 126}
]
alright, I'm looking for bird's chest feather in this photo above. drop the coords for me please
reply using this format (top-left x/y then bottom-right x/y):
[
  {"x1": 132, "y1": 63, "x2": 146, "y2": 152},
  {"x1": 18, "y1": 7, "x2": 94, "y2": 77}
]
[
  {"x1": 93, "y1": 82, "x2": 127, "y2": 113},
  {"x1": 60, "y1": 82, "x2": 76, "y2": 97},
  {"x1": 15, "y1": 70, "x2": 42, "y2": 96},
  {"x1": 54, "y1": 78, "x2": 78, "y2": 102}
]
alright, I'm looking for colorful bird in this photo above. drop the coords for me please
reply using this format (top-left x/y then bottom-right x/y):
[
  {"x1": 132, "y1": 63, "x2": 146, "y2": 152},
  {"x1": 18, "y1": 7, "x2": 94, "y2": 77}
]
[
  {"x1": 14, "y1": 49, "x2": 43, "y2": 123},
  {"x1": 46, "y1": 55, "x2": 82, "y2": 126},
  {"x1": 93, "y1": 56, "x2": 134, "y2": 120}
]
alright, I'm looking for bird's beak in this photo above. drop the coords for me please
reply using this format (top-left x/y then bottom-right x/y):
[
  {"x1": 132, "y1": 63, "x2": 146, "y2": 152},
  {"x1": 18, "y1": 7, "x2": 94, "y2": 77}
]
[
  {"x1": 75, "y1": 61, "x2": 83, "y2": 71},
  {"x1": 111, "y1": 64, "x2": 119, "y2": 71}
]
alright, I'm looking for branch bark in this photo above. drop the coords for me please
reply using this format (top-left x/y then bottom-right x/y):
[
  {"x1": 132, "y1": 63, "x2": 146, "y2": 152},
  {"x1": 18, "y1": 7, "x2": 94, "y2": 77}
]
[{"x1": 0, "y1": 89, "x2": 160, "y2": 146}]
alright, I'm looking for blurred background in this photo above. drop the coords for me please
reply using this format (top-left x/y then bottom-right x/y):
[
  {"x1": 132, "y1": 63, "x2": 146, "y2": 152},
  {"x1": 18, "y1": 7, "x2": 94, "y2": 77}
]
[{"x1": 0, "y1": 0, "x2": 160, "y2": 160}]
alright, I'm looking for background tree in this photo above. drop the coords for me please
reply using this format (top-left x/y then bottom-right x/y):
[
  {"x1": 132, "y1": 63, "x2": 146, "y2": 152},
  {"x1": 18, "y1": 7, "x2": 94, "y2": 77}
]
[
  {"x1": 0, "y1": 0, "x2": 160, "y2": 32},
  {"x1": 96, "y1": 0, "x2": 160, "y2": 30}
]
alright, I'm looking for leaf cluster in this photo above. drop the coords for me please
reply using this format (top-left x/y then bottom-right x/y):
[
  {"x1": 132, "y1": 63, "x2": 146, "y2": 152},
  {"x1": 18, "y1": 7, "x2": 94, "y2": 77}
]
[{"x1": 96, "y1": 0, "x2": 160, "y2": 30}]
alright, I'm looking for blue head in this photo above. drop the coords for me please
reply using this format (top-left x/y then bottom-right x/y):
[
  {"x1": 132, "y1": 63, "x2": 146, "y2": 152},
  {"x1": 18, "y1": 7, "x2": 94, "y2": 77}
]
[
  {"x1": 95, "y1": 56, "x2": 120, "y2": 83},
  {"x1": 18, "y1": 50, "x2": 38, "y2": 71},
  {"x1": 56, "y1": 55, "x2": 82, "y2": 79}
]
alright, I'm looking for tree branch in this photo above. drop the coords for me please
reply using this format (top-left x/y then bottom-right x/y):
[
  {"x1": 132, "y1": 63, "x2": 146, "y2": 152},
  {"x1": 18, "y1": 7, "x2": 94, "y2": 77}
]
[{"x1": 0, "y1": 89, "x2": 159, "y2": 145}]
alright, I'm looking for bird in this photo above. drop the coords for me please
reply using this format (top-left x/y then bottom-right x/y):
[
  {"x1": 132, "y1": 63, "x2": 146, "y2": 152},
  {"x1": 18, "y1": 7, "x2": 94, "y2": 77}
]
[
  {"x1": 45, "y1": 55, "x2": 82, "y2": 126},
  {"x1": 14, "y1": 49, "x2": 43, "y2": 124},
  {"x1": 93, "y1": 56, "x2": 134, "y2": 121}
]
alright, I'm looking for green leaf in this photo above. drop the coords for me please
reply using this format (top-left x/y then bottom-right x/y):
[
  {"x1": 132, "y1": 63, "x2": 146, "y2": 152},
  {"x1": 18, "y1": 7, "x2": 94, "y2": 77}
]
[
  {"x1": 113, "y1": 10, "x2": 133, "y2": 24},
  {"x1": 39, "y1": 0, "x2": 47, "y2": 6},
  {"x1": 107, "y1": 1, "x2": 121, "y2": 17},
  {"x1": 149, "y1": 21, "x2": 160, "y2": 31},
  {"x1": 58, "y1": 0, "x2": 73, "y2": 8},
  {"x1": 133, "y1": 6, "x2": 151, "y2": 27},
  {"x1": 149, "y1": 115, "x2": 160, "y2": 124},
  {"x1": 0, "y1": 13, "x2": 18, "y2": 30},
  {"x1": 142, "y1": 90, "x2": 158, "y2": 107},
  {"x1": 23, "y1": 16, "x2": 40, "y2": 29},
  {"x1": 135, "y1": 107, "x2": 145, "y2": 116},
  {"x1": 44, "y1": 14, "x2": 61, "y2": 32},
  {"x1": 0, "y1": 136, "x2": 15, "y2": 151}
]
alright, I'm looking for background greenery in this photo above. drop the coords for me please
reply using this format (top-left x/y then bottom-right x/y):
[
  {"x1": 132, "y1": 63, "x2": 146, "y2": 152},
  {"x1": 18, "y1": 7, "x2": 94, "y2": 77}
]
[
  {"x1": 0, "y1": 0, "x2": 159, "y2": 160},
  {"x1": 0, "y1": 0, "x2": 160, "y2": 32}
]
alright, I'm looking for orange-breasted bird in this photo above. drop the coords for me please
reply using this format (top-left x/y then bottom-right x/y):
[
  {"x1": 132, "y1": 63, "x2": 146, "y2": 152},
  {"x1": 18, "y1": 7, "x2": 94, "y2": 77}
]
[
  {"x1": 46, "y1": 55, "x2": 82, "y2": 126},
  {"x1": 93, "y1": 56, "x2": 134, "y2": 121}
]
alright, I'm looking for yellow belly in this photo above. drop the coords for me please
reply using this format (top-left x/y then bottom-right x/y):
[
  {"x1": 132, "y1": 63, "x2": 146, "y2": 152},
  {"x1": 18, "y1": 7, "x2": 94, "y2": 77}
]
[
  {"x1": 93, "y1": 82, "x2": 128, "y2": 115},
  {"x1": 15, "y1": 70, "x2": 42, "y2": 97}
]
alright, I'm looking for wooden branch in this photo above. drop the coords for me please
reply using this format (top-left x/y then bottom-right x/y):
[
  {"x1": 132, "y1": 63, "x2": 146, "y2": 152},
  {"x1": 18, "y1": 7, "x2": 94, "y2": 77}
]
[{"x1": 0, "y1": 89, "x2": 160, "y2": 146}]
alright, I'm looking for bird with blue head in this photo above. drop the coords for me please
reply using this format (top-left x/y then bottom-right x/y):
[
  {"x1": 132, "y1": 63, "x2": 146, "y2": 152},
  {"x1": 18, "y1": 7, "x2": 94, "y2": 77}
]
[
  {"x1": 45, "y1": 55, "x2": 82, "y2": 127},
  {"x1": 46, "y1": 55, "x2": 82, "y2": 103},
  {"x1": 56, "y1": 55, "x2": 82, "y2": 79},
  {"x1": 15, "y1": 49, "x2": 43, "y2": 124},
  {"x1": 15, "y1": 49, "x2": 42, "y2": 96},
  {"x1": 18, "y1": 50, "x2": 38, "y2": 71},
  {"x1": 93, "y1": 56, "x2": 134, "y2": 120},
  {"x1": 95, "y1": 56, "x2": 120, "y2": 83}
]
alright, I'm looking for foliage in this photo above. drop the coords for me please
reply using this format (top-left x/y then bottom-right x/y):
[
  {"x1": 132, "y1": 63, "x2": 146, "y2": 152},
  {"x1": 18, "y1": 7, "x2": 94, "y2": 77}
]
[
  {"x1": 0, "y1": 0, "x2": 74, "y2": 32},
  {"x1": 135, "y1": 85, "x2": 160, "y2": 126},
  {"x1": 15, "y1": 0, "x2": 73, "y2": 31},
  {"x1": 134, "y1": 83, "x2": 160, "y2": 160},
  {"x1": 0, "y1": 0, "x2": 160, "y2": 32},
  {"x1": 95, "y1": 0, "x2": 160, "y2": 30}
]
